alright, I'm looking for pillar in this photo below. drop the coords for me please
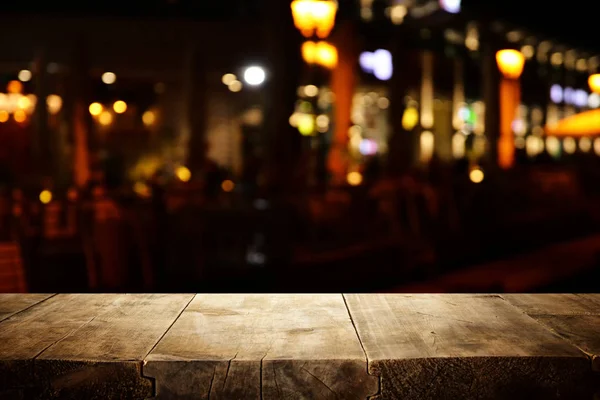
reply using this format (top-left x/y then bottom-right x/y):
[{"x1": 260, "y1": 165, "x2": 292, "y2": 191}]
[
  {"x1": 481, "y1": 42, "x2": 501, "y2": 167},
  {"x1": 69, "y1": 39, "x2": 92, "y2": 188},
  {"x1": 419, "y1": 51, "x2": 435, "y2": 164},
  {"x1": 329, "y1": 22, "x2": 357, "y2": 186},
  {"x1": 263, "y1": 0, "x2": 303, "y2": 193},
  {"x1": 183, "y1": 44, "x2": 208, "y2": 173},
  {"x1": 32, "y1": 49, "x2": 51, "y2": 176}
]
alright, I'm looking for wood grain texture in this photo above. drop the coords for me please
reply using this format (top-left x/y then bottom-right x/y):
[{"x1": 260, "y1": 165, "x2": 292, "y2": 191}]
[
  {"x1": 144, "y1": 294, "x2": 379, "y2": 399},
  {"x1": 0, "y1": 294, "x2": 119, "y2": 397},
  {"x1": 344, "y1": 294, "x2": 599, "y2": 400},
  {"x1": 35, "y1": 294, "x2": 194, "y2": 399},
  {"x1": 504, "y1": 294, "x2": 600, "y2": 372},
  {"x1": 503, "y1": 294, "x2": 600, "y2": 315},
  {"x1": 0, "y1": 294, "x2": 54, "y2": 322}
]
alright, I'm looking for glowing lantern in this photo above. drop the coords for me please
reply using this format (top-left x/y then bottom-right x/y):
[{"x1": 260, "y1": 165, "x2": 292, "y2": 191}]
[
  {"x1": 291, "y1": 0, "x2": 338, "y2": 39},
  {"x1": 588, "y1": 74, "x2": 600, "y2": 94},
  {"x1": 402, "y1": 107, "x2": 419, "y2": 131},
  {"x1": 302, "y1": 41, "x2": 338, "y2": 69},
  {"x1": 496, "y1": 50, "x2": 525, "y2": 80}
]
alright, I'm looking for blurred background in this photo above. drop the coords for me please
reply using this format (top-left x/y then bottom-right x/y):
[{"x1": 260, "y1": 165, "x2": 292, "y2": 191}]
[{"x1": 1, "y1": 0, "x2": 600, "y2": 294}]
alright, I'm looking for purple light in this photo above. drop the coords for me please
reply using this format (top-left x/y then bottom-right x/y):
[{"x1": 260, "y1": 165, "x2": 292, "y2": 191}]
[
  {"x1": 574, "y1": 90, "x2": 588, "y2": 107},
  {"x1": 359, "y1": 139, "x2": 378, "y2": 156},
  {"x1": 564, "y1": 87, "x2": 574, "y2": 105},
  {"x1": 359, "y1": 53, "x2": 374, "y2": 73},
  {"x1": 439, "y1": 0, "x2": 461, "y2": 13},
  {"x1": 360, "y1": 49, "x2": 393, "y2": 81},
  {"x1": 550, "y1": 84, "x2": 563, "y2": 104}
]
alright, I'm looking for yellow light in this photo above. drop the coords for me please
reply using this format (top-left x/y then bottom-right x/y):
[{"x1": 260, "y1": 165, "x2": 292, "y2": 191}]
[
  {"x1": 113, "y1": 100, "x2": 127, "y2": 114},
  {"x1": 89, "y1": 102, "x2": 103, "y2": 116},
  {"x1": 101, "y1": 72, "x2": 116, "y2": 85},
  {"x1": 39, "y1": 190, "x2": 52, "y2": 204},
  {"x1": 18, "y1": 70, "x2": 32, "y2": 82},
  {"x1": 304, "y1": 85, "x2": 319, "y2": 97},
  {"x1": 133, "y1": 182, "x2": 151, "y2": 198},
  {"x1": 315, "y1": 42, "x2": 338, "y2": 69},
  {"x1": 0, "y1": 111, "x2": 8, "y2": 123},
  {"x1": 221, "y1": 180, "x2": 235, "y2": 192},
  {"x1": 98, "y1": 111, "x2": 113, "y2": 126},
  {"x1": 545, "y1": 109, "x2": 600, "y2": 137},
  {"x1": 13, "y1": 109, "x2": 26, "y2": 123},
  {"x1": 589, "y1": 74, "x2": 600, "y2": 94},
  {"x1": 402, "y1": 107, "x2": 419, "y2": 130},
  {"x1": 301, "y1": 41, "x2": 338, "y2": 69},
  {"x1": 469, "y1": 168, "x2": 484, "y2": 183},
  {"x1": 298, "y1": 114, "x2": 315, "y2": 136},
  {"x1": 222, "y1": 73, "x2": 237, "y2": 86},
  {"x1": 229, "y1": 80, "x2": 243, "y2": 92},
  {"x1": 496, "y1": 49, "x2": 525, "y2": 79},
  {"x1": 175, "y1": 166, "x2": 191, "y2": 182},
  {"x1": 347, "y1": 171, "x2": 363, "y2": 186},
  {"x1": 291, "y1": 0, "x2": 338, "y2": 39},
  {"x1": 17, "y1": 96, "x2": 30, "y2": 109},
  {"x1": 46, "y1": 95, "x2": 62, "y2": 115},
  {"x1": 142, "y1": 110, "x2": 156, "y2": 126},
  {"x1": 7, "y1": 80, "x2": 22, "y2": 94}
]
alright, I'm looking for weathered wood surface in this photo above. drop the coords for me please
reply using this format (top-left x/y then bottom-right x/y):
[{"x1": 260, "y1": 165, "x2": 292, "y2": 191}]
[
  {"x1": 0, "y1": 294, "x2": 54, "y2": 322},
  {"x1": 0, "y1": 294, "x2": 599, "y2": 399},
  {"x1": 344, "y1": 294, "x2": 600, "y2": 399},
  {"x1": 504, "y1": 294, "x2": 600, "y2": 372},
  {"x1": 0, "y1": 294, "x2": 194, "y2": 399},
  {"x1": 144, "y1": 294, "x2": 379, "y2": 399}
]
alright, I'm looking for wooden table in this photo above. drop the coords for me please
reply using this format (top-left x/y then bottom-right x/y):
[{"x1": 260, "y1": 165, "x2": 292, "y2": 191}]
[{"x1": 0, "y1": 294, "x2": 598, "y2": 399}]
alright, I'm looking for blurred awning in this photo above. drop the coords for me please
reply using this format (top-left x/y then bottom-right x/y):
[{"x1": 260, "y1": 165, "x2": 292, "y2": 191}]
[{"x1": 545, "y1": 109, "x2": 600, "y2": 137}]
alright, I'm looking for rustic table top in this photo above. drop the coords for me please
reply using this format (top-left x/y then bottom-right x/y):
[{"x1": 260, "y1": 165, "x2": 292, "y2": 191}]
[{"x1": 0, "y1": 294, "x2": 598, "y2": 399}]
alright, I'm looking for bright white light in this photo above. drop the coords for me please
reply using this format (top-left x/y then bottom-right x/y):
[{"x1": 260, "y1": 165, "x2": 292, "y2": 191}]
[
  {"x1": 589, "y1": 93, "x2": 600, "y2": 108},
  {"x1": 102, "y1": 72, "x2": 117, "y2": 85},
  {"x1": 440, "y1": 0, "x2": 461, "y2": 13},
  {"x1": 18, "y1": 70, "x2": 32, "y2": 82},
  {"x1": 359, "y1": 49, "x2": 393, "y2": 81},
  {"x1": 550, "y1": 85, "x2": 563, "y2": 104},
  {"x1": 243, "y1": 66, "x2": 266, "y2": 86},
  {"x1": 359, "y1": 139, "x2": 378, "y2": 156}
]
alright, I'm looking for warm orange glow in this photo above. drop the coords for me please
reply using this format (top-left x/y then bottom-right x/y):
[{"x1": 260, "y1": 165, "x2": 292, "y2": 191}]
[
  {"x1": 545, "y1": 109, "x2": 600, "y2": 136},
  {"x1": 589, "y1": 74, "x2": 600, "y2": 94},
  {"x1": 175, "y1": 166, "x2": 191, "y2": 182},
  {"x1": 142, "y1": 110, "x2": 156, "y2": 126},
  {"x1": 221, "y1": 180, "x2": 235, "y2": 192},
  {"x1": 89, "y1": 102, "x2": 103, "y2": 116},
  {"x1": 347, "y1": 171, "x2": 363, "y2": 186},
  {"x1": 39, "y1": 190, "x2": 52, "y2": 204},
  {"x1": 46, "y1": 95, "x2": 63, "y2": 115},
  {"x1": 113, "y1": 100, "x2": 127, "y2": 114},
  {"x1": 7, "y1": 80, "x2": 22, "y2": 94},
  {"x1": 301, "y1": 41, "x2": 338, "y2": 69},
  {"x1": 98, "y1": 111, "x2": 113, "y2": 126},
  {"x1": 498, "y1": 79, "x2": 520, "y2": 169},
  {"x1": 496, "y1": 49, "x2": 525, "y2": 80},
  {"x1": 13, "y1": 109, "x2": 26, "y2": 123},
  {"x1": 291, "y1": 0, "x2": 338, "y2": 39},
  {"x1": 0, "y1": 111, "x2": 8, "y2": 123}
]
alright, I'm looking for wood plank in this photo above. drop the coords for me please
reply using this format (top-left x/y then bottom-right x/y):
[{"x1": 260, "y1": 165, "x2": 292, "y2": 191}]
[
  {"x1": 503, "y1": 294, "x2": 600, "y2": 315},
  {"x1": 345, "y1": 294, "x2": 599, "y2": 400},
  {"x1": 0, "y1": 294, "x2": 119, "y2": 397},
  {"x1": 144, "y1": 294, "x2": 378, "y2": 399},
  {"x1": 35, "y1": 294, "x2": 194, "y2": 399},
  {"x1": 0, "y1": 294, "x2": 54, "y2": 322},
  {"x1": 503, "y1": 294, "x2": 600, "y2": 372}
]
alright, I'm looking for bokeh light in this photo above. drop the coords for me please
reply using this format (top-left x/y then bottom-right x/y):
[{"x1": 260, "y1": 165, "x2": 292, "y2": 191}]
[
  {"x1": 89, "y1": 102, "x2": 103, "y2": 116},
  {"x1": 113, "y1": 100, "x2": 127, "y2": 114}
]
